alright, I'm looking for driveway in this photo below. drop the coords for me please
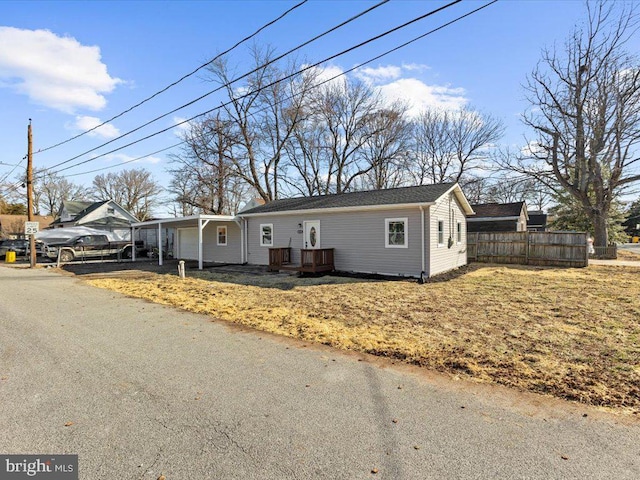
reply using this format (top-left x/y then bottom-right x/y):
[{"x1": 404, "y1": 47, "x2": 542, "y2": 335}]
[{"x1": 0, "y1": 266, "x2": 638, "y2": 479}]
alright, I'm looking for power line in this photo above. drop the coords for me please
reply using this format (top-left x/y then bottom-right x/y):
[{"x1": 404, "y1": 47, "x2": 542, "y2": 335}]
[
  {"x1": 0, "y1": 156, "x2": 26, "y2": 187},
  {"x1": 45, "y1": 0, "x2": 393, "y2": 171},
  {"x1": 43, "y1": 0, "x2": 497, "y2": 179},
  {"x1": 35, "y1": 0, "x2": 309, "y2": 154},
  {"x1": 65, "y1": 143, "x2": 182, "y2": 177}
]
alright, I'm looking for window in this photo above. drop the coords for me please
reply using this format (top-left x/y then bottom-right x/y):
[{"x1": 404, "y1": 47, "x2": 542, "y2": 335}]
[
  {"x1": 437, "y1": 220, "x2": 444, "y2": 246},
  {"x1": 217, "y1": 226, "x2": 227, "y2": 246},
  {"x1": 457, "y1": 221, "x2": 462, "y2": 243},
  {"x1": 260, "y1": 224, "x2": 273, "y2": 247},
  {"x1": 107, "y1": 207, "x2": 115, "y2": 215},
  {"x1": 385, "y1": 218, "x2": 408, "y2": 248}
]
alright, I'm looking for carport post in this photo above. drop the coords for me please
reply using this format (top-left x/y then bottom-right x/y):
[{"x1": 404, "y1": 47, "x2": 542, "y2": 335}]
[
  {"x1": 198, "y1": 218, "x2": 211, "y2": 270},
  {"x1": 131, "y1": 226, "x2": 136, "y2": 262},
  {"x1": 198, "y1": 218, "x2": 203, "y2": 270},
  {"x1": 158, "y1": 222, "x2": 163, "y2": 266}
]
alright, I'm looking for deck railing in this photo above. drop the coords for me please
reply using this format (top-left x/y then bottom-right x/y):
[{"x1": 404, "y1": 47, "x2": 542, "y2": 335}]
[
  {"x1": 268, "y1": 247, "x2": 335, "y2": 273},
  {"x1": 268, "y1": 247, "x2": 292, "y2": 271},
  {"x1": 300, "y1": 248, "x2": 334, "y2": 272}
]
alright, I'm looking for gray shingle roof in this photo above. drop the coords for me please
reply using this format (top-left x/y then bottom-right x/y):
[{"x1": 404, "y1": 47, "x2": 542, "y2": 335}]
[
  {"x1": 469, "y1": 202, "x2": 525, "y2": 218},
  {"x1": 239, "y1": 183, "x2": 456, "y2": 215}
]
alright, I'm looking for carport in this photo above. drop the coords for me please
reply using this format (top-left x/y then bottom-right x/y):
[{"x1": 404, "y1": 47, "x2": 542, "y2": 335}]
[{"x1": 131, "y1": 214, "x2": 242, "y2": 270}]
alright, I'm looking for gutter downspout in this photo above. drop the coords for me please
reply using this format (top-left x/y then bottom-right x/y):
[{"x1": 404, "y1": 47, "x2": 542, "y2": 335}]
[
  {"x1": 158, "y1": 222, "x2": 163, "y2": 267},
  {"x1": 419, "y1": 206, "x2": 426, "y2": 277}
]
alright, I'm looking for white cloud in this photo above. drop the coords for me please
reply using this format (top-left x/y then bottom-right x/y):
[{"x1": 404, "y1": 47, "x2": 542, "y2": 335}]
[
  {"x1": 173, "y1": 116, "x2": 192, "y2": 137},
  {"x1": 401, "y1": 63, "x2": 430, "y2": 73},
  {"x1": 104, "y1": 152, "x2": 162, "y2": 165},
  {"x1": 376, "y1": 78, "x2": 467, "y2": 117},
  {"x1": 0, "y1": 27, "x2": 122, "y2": 113},
  {"x1": 354, "y1": 65, "x2": 402, "y2": 84},
  {"x1": 71, "y1": 115, "x2": 120, "y2": 139},
  {"x1": 305, "y1": 64, "x2": 345, "y2": 88},
  {"x1": 521, "y1": 140, "x2": 546, "y2": 158}
]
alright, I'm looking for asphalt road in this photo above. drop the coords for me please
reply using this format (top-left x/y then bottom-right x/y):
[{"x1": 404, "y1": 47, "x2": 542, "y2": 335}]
[{"x1": 0, "y1": 266, "x2": 638, "y2": 479}]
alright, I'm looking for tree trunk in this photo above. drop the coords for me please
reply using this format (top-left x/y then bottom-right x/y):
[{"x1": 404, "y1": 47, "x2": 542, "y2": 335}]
[{"x1": 592, "y1": 213, "x2": 609, "y2": 248}]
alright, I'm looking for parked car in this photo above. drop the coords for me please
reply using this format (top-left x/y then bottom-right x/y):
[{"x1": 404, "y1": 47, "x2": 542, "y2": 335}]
[{"x1": 0, "y1": 239, "x2": 29, "y2": 258}]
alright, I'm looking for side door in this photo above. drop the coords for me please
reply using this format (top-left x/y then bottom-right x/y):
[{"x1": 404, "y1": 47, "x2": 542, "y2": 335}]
[{"x1": 303, "y1": 220, "x2": 320, "y2": 250}]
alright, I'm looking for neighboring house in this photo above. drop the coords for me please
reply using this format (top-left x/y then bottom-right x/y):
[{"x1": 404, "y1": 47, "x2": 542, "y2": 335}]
[
  {"x1": 49, "y1": 200, "x2": 139, "y2": 239},
  {"x1": 467, "y1": 202, "x2": 528, "y2": 233},
  {"x1": 526, "y1": 210, "x2": 548, "y2": 232},
  {"x1": 134, "y1": 183, "x2": 474, "y2": 278},
  {"x1": 0, "y1": 214, "x2": 53, "y2": 239}
]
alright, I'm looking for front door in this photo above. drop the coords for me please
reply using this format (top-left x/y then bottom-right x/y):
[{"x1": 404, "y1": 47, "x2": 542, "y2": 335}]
[{"x1": 303, "y1": 221, "x2": 320, "y2": 249}]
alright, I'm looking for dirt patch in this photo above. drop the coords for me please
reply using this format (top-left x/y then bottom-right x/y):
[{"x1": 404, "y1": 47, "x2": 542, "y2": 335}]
[{"x1": 82, "y1": 263, "x2": 640, "y2": 414}]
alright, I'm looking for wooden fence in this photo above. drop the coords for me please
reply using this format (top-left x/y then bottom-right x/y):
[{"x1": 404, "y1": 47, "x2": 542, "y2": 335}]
[{"x1": 467, "y1": 231, "x2": 588, "y2": 267}]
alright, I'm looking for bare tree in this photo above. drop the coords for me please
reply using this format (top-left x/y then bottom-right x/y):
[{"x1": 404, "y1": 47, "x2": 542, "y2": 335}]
[
  {"x1": 359, "y1": 105, "x2": 413, "y2": 190},
  {"x1": 411, "y1": 107, "x2": 504, "y2": 185},
  {"x1": 92, "y1": 168, "x2": 162, "y2": 221},
  {"x1": 207, "y1": 45, "x2": 318, "y2": 201},
  {"x1": 33, "y1": 169, "x2": 89, "y2": 216},
  {"x1": 167, "y1": 113, "x2": 247, "y2": 214},
  {"x1": 502, "y1": 1, "x2": 640, "y2": 246},
  {"x1": 312, "y1": 78, "x2": 390, "y2": 193}
]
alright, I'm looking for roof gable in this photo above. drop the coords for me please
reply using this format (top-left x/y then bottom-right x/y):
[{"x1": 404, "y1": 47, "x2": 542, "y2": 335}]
[{"x1": 239, "y1": 183, "x2": 470, "y2": 215}]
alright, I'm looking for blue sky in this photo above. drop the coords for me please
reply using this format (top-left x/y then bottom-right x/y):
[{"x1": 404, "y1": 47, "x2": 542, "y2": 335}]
[{"x1": 0, "y1": 0, "x2": 631, "y2": 214}]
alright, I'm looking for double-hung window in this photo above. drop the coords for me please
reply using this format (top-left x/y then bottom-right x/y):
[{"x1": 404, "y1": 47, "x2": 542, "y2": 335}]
[
  {"x1": 260, "y1": 224, "x2": 273, "y2": 247},
  {"x1": 217, "y1": 226, "x2": 227, "y2": 246},
  {"x1": 385, "y1": 218, "x2": 408, "y2": 248}
]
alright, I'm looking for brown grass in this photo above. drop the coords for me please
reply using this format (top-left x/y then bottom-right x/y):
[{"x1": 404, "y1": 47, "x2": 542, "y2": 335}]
[
  {"x1": 86, "y1": 265, "x2": 640, "y2": 413},
  {"x1": 617, "y1": 249, "x2": 640, "y2": 261}
]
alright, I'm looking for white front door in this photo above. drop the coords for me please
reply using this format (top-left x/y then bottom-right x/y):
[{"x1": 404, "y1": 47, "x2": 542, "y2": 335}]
[{"x1": 303, "y1": 221, "x2": 320, "y2": 249}]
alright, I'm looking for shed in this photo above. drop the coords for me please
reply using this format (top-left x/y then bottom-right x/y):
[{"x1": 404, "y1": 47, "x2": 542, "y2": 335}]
[{"x1": 467, "y1": 202, "x2": 528, "y2": 233}]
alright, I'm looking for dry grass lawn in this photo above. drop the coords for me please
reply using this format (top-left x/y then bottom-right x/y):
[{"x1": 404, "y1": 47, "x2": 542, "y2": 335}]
[{"x1": 86, "y1": 264, "x2": 640, "y2": 413}]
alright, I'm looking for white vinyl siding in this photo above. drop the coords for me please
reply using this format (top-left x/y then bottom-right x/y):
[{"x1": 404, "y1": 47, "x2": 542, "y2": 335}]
[
  {"x1": 385, "y1": 218, "x2": 408, "y2": 248},
  {"x1": 246, "y1": 208, "x2": 424, "y2": 277},
  {"x1": 429, "y1": 194, "x2": 467, "y2": 276},
  {"x1": 176, "y1": 222, "x2": 241, "y2": 263}
]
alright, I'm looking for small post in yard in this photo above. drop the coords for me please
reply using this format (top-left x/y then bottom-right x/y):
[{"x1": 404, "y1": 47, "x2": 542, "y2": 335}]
[
  {"x1": 178, "y1": 260, "x2": 185, "y2": 279},
  {"x1": 26, "y1": 119, "x2": 36, "y2": 268}
]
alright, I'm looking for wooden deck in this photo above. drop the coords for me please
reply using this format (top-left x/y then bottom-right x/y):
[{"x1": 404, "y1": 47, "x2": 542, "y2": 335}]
[{"x1": 268, "y1": 247, "x2": 335, "y2": 273}]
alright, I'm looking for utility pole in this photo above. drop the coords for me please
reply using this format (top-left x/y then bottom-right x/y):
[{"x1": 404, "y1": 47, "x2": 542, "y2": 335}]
[{"x1": 27, "y1": 119, "x2": 36, "y2": 268}]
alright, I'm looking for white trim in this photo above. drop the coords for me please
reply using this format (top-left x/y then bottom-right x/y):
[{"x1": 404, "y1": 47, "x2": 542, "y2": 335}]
[
  {"x1": 217, "y1": 225, "x2": 228, "y2": 246},
  {"x1": 385, "y1": 217, "x2": 408, "y2": 249},
  {"x1": 239, "y1": 202, "x2": 437, "y2": 218},
  {"x1": 260, "y1": 223, "x2": 273, "y2": 247},
  {"x1": 132, "y1": 214, "x2": 236, "y2": 228}
]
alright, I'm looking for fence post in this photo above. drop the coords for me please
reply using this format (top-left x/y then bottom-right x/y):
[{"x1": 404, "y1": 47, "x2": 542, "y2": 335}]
[{"x1": 525, "y1": 230, "x2": 530, "y2": 265}]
